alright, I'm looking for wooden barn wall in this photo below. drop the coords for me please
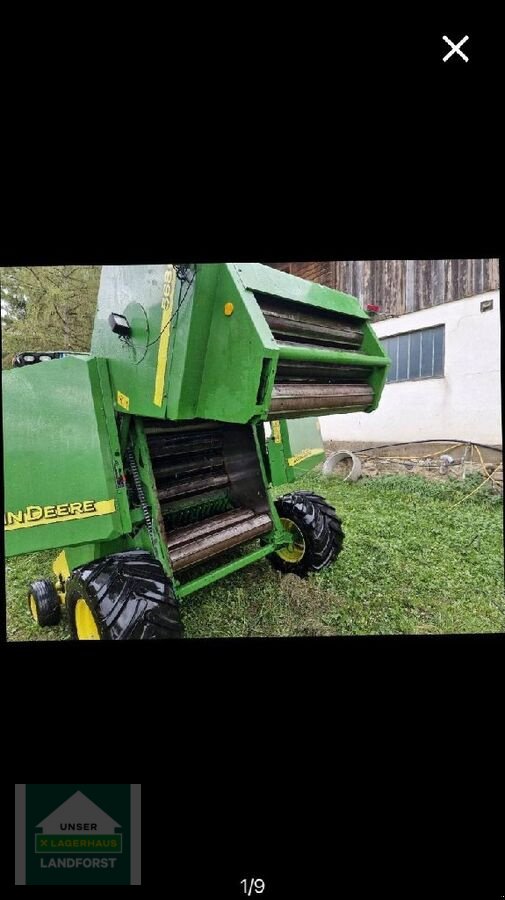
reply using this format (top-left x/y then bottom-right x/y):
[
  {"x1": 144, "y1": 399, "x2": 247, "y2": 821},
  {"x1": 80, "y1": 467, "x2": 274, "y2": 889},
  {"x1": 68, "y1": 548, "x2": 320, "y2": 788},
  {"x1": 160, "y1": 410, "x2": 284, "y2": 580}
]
[{"x1": 270, "y1": 260, "x2": 500, "y2": 319}]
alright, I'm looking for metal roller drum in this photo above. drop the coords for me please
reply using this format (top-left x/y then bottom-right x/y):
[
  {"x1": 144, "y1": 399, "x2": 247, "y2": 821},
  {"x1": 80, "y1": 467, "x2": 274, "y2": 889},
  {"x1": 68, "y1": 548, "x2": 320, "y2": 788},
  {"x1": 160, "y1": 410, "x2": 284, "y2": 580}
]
[
  {"x1": 167, "y1": 509, "x2": 272, "y2": 571},
  {"x1": 275, "y1": 360, "x2": 372, "y2": 384},
  {"x1": 269, "y1": 383, "x2": 374, "y2": 417},
  {"x1": 255, "y1": 293, "x2": 364, "y2": 350}
]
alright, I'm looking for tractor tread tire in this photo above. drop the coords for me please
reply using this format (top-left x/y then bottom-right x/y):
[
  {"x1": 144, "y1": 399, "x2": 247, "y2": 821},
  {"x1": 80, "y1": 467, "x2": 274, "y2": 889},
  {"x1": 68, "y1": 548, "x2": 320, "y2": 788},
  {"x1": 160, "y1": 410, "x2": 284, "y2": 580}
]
[
  {"x1": 66, "y1": 550, "x2": 183, "y2": 640},
  {"x1": 269, "y1": 490, "x2": 344, "y2": 577},
  {"x1": 28, "y1": 579, "x2": 61, "y2": 626}
]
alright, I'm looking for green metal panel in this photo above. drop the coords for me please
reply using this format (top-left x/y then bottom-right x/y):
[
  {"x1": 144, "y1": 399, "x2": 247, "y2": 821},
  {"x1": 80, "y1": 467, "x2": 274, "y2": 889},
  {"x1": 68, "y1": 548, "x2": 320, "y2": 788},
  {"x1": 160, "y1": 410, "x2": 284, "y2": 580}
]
[
  {"x1": 286, "y1": 417, "x2": 323, "y2": 456},
  {"x1": 284, "y1": 416, "x2": 325, "y2": 479},
  {"x1": 266, "y1": 418, "x2": 325, "y2": 486},
  {"x1": 193, "y1": 265, "x2": 278, "y2": 423},
  {"x1": 362, "y1": 325, "x2": 391, "y2": 411},
  {"x1": 233, "y1": 263, "x2": 370, "y2": 320},
  {"x1": 3, "y1": 357, "x2": 131, "y2": 557},
  {"x1": 62, "y1": 538, "x2": 134, "y2": 575},
  {"x1": 289, "y1": 449, "x2": 325, "y2": 475},
  {"x1": 90, "y1": 263, "x2": 276, "y2": 424},
  {"x1": 176, "y1": 542, "x2": 278, "y2": 598},
  {"x1": 90, "y1": 263, "x2": 388, "y2": 425},
  {"x1": 165, "y1": 264, "x2": 218, "y2": 420},
  {"x1": 266, "y1": 420, "x2": 289, "y2": 485},
  {"x1": 191, "y1": 264, "x2": 387, "y2": 423},
  {"x1": 91, "y1": 264, "x2": 184, "y2": 419}
]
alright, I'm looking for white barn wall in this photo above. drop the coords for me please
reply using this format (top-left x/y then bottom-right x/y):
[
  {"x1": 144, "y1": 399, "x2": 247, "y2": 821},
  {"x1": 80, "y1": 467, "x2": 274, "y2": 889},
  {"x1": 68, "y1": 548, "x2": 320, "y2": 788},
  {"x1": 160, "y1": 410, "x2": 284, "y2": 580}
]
[{"x1": 320, "y1": 291, "x2": 502, "y2": 446}]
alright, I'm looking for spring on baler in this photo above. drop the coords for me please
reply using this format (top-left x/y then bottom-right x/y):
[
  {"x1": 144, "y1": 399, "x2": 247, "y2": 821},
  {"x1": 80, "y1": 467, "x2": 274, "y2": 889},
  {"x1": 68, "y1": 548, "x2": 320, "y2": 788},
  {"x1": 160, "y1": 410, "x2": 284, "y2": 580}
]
[{"x1": 127, "y1": 446, "x2": 154, "y2": 538}]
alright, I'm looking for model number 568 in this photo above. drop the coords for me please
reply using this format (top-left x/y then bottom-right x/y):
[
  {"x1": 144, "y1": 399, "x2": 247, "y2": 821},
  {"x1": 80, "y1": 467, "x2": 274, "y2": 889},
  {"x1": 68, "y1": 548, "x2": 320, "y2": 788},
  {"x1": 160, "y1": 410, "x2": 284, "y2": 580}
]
[{"x1": 162, "y1": 266, "x2": 175, "y2": 310}]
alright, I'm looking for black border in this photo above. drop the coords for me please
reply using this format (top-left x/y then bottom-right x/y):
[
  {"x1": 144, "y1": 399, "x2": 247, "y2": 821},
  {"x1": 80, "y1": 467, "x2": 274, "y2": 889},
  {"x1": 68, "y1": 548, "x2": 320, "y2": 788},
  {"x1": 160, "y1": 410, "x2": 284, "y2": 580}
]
[{"x1": 2, "y1": 30, "x2": 503, "y2": 893}]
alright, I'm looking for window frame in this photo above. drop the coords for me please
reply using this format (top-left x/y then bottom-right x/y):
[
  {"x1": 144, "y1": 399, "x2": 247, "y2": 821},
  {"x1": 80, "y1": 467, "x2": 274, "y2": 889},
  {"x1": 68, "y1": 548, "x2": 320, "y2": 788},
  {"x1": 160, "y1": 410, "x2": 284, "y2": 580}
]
[{"x1": 381, "y1": 324, "x2": 445, "y2": 384}]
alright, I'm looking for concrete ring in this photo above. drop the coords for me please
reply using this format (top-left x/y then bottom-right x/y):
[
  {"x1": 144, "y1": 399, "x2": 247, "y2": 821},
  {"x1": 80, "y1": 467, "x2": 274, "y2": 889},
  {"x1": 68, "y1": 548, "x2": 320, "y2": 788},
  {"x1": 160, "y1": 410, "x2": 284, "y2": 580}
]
[{"x1": 322, "y1": 450, "x2": 362, "y2": 482}]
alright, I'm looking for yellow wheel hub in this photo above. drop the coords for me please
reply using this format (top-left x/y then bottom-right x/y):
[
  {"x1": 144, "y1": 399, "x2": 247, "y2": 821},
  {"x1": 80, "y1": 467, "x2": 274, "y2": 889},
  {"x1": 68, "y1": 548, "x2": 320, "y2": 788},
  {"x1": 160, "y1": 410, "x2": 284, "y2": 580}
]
[
  {"x1": 29, "y1": 594, "x2": 38, "y2": 623},
  {"x1": 277, "y1": 517, "x2": 306, "y2": 563},
  {"x1": 75, "y1": 598, "x2": 100, "y2": 640}
]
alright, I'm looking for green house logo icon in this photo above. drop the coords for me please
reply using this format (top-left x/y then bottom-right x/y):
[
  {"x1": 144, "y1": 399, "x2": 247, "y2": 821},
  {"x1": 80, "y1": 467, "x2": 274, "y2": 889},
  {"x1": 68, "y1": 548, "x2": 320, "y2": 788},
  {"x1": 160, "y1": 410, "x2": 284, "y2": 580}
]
[{"x1": 35, "y1": 791, "x2": 123, "y2": 855}]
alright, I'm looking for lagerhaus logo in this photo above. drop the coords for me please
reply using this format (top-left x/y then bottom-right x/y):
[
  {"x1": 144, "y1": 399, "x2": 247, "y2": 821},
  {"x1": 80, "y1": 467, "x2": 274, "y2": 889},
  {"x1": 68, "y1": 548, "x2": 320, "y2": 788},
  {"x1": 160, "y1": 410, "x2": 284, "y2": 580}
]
[{"x1": 35, "y1": 790, "x2": 122, "y2": 873}]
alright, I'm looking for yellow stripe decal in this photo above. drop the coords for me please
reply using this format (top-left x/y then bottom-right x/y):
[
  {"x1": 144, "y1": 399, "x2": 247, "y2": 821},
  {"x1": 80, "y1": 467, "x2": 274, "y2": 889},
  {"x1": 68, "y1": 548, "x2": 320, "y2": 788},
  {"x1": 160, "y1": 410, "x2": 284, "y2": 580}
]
[
  {"x1": 287, "y1": 449, "x2": 323, "y2": 467},
  {"x1": 153, "y1": 265, "x2": 176, "y2": 407},
  {"x1": 271, "y1": 420, "x2": 282, "y2": 444},
  {"x1": 4, "y1": 499, "x2": 116, "y2": 531}
]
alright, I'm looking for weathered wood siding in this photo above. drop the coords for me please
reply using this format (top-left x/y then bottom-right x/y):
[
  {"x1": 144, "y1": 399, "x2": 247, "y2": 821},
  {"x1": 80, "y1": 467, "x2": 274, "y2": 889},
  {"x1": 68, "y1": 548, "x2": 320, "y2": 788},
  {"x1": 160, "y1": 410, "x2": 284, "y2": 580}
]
[{"x1": 270, "y1": 260, "x2": 500, "y2": 319}]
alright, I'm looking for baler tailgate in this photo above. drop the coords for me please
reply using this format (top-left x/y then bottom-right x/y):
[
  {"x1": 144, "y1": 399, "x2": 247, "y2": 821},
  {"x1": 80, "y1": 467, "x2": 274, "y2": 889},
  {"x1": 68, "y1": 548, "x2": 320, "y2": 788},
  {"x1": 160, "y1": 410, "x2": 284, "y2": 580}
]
[{"x1": 3, "y1": 357, "x2": 130, "y2": 557}]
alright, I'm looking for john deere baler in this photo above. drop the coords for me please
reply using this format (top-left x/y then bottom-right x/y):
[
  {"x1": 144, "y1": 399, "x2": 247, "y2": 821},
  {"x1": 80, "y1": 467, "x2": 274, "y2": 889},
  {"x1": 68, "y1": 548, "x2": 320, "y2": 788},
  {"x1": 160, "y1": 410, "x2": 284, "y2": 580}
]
[{"x1": 3, "y1": 263, "x2": 389, "y2": 639}]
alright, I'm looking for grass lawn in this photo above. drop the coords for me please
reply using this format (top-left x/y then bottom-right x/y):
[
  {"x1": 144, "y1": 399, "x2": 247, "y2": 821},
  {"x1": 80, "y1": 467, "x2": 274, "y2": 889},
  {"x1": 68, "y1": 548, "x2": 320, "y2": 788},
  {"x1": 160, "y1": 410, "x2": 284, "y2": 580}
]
[{"x1": 5, "y1": 473, "x2": 504, "y2": 641}]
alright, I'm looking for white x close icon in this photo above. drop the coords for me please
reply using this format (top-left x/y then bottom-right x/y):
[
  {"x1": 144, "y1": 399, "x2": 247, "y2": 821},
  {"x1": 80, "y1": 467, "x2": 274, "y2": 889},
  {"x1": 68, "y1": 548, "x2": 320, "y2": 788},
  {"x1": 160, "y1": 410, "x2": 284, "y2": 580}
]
[{"x1": 442, "y1": 35, "x2": 469, "y2": 62}]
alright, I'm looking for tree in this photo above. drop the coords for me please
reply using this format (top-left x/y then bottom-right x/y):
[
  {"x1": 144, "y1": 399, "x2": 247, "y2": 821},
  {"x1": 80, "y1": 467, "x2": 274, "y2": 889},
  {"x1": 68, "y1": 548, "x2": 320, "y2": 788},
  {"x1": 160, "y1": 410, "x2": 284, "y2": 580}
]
[{"x1": 1, "y1": 266, "x2": 101, "y2": 369}]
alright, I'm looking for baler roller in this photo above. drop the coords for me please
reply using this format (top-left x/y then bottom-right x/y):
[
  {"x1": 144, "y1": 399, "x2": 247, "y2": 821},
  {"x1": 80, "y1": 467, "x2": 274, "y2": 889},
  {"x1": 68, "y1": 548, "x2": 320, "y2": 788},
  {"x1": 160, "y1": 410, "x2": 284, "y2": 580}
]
[
  {"x1": 269, "y1": 383, "x2": 374, "y2": 417},
  {"x1": 167, "y1": 507, "x2": 256, "y2": 550},
  {"x1": 143, "y1": 420, "x2": 222, "y2": 435},
  {"x1": 255, "y1": 293, "x2": 364, "y2": 349},
  {"x1": 156, "y1": 473, "x2": 229, "y2": 502},
  {"x1": 145, "y1": 420, "x2": 230, "y2": 508},
  {"x1": 147, "y1": 431, "x2": 224, "y2": 458},
  {"x1": 153, "y1": 453, "x2": 225, "y2": 480},
  {"x1": 275, "y1": 360, "x2": 372, "y2": 384},
  {"x1": 167, "y1": 509, "x2": 272, "y2": 571}
]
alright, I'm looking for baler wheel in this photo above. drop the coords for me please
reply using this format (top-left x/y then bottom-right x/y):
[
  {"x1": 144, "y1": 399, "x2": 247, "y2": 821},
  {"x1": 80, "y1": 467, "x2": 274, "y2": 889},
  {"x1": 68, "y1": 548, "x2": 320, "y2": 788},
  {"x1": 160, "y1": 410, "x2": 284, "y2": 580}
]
[
  {"x1": 27, "y1": 580, "x2": 61, "y2": 626},
  {"x1": 65, "y1": 550, "x2": 183, "y2": 640},
  {"x1": 269, "y1": 491, "x2": 344, "y2": 577}
]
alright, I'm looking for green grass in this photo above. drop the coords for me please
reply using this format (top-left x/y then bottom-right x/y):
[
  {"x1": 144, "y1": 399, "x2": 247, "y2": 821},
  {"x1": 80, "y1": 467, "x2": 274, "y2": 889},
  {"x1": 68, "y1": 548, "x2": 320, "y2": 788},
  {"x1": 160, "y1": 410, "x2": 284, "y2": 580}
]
[{"x1": 5, "y1": 473, "x2": 504, "y2": 641}]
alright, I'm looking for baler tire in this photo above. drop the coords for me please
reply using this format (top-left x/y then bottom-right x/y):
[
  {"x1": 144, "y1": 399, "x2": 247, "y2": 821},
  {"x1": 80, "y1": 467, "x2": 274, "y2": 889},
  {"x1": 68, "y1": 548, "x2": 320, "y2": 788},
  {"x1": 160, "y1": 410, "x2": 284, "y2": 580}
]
[
  {"x1": 65, "y1": 550, "x2": 183, "y2": 640},
  {"x1": 269, "y1": 491, "x2": 344, "y2": 577},
  {"x1": 28, "y1": 580, "x2": 61, "y2": 626}
]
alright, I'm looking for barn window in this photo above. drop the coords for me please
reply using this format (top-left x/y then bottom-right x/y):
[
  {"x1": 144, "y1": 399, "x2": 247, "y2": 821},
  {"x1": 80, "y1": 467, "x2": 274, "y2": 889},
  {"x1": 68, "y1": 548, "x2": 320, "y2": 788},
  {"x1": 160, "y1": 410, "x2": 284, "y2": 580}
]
[{"x1": 381, "y1": 325, "x2": 445, "y2": 383}]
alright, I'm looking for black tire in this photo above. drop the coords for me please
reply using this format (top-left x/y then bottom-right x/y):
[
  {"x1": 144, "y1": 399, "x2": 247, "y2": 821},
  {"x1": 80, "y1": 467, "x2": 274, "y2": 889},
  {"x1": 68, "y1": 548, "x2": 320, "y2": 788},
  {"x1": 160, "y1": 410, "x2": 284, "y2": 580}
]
[
  {"x1": 28, "y1": 580, "x2": 61, "y2": 626},
  {"x1": 66, "y1": 550, "x2": 183, "y2": 640},
  {"x1": 269, "y1": 491, "x2": 344, "y2": 577}
]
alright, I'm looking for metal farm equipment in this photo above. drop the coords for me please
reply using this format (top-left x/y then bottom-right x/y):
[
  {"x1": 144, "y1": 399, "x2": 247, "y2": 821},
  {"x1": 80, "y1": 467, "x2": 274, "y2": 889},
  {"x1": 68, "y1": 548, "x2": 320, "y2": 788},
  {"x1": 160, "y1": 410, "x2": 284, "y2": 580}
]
[{"x1": 3, "y1": 263, "x2": 389, "y2": 639}]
